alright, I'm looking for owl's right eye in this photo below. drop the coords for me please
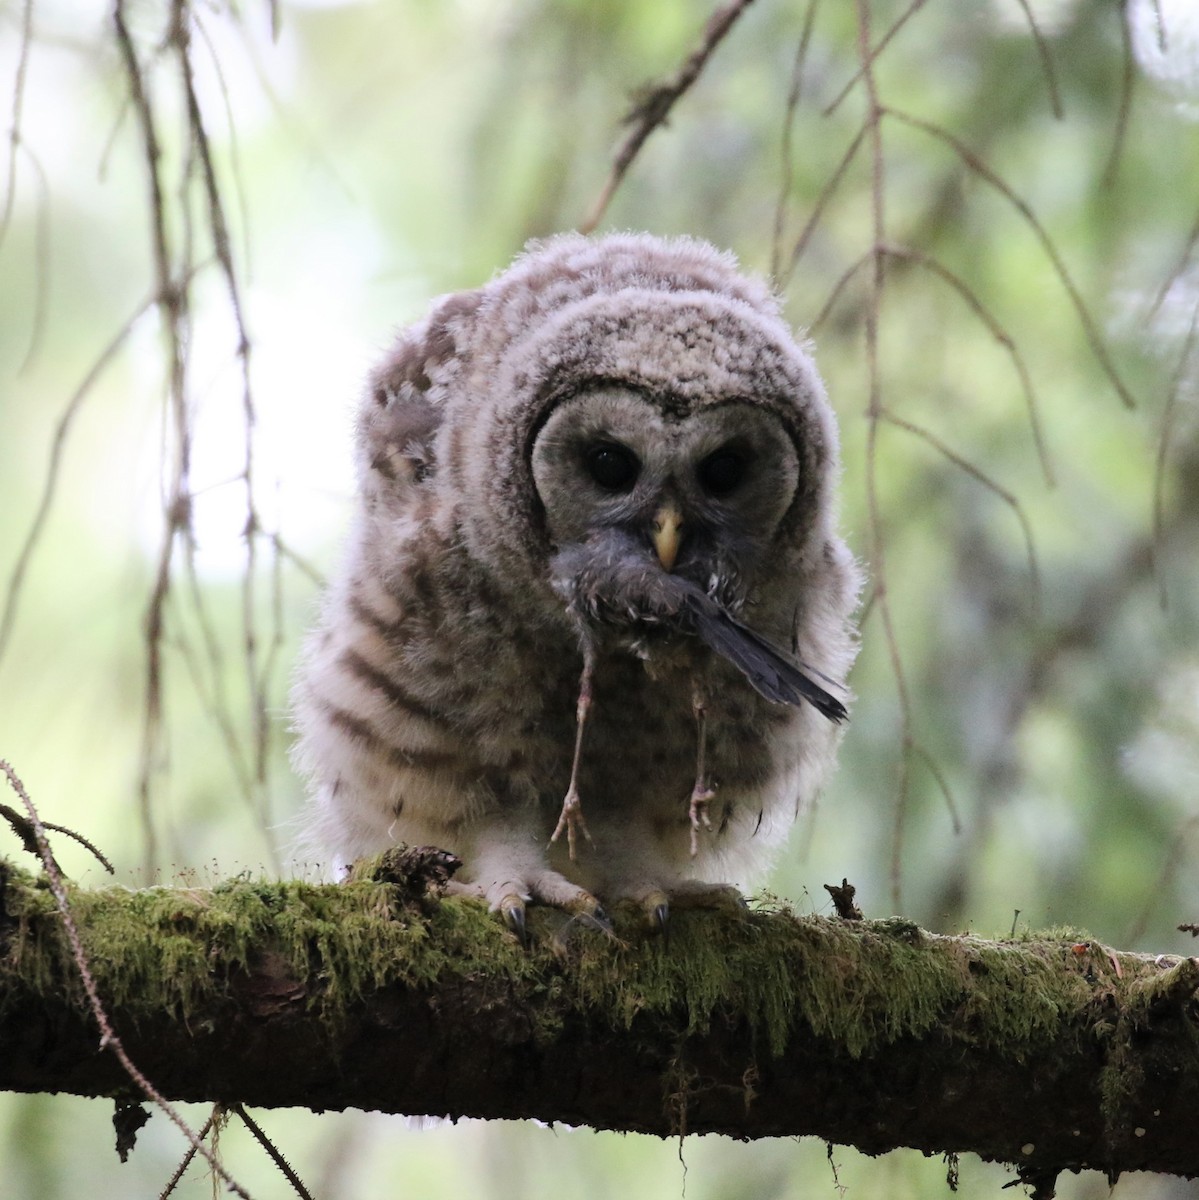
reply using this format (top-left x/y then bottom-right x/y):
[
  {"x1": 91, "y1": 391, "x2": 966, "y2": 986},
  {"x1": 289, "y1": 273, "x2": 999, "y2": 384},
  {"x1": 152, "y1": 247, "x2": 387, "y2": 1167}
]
[{"x1": 584, "y1": 442, "x2": 640, "y2": 492}]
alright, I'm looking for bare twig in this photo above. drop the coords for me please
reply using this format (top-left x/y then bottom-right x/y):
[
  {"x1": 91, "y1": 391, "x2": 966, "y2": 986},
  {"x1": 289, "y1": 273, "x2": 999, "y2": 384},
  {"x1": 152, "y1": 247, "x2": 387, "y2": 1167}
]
[
  {"x1": 879, "y1": 241, "x2": 1054, "y2": 487},
  {"x1": 1013, "y1": 0, "x2": 1063, "y2": 120},
  {"x1": 0, "y1": 0, "x2": 34, "y2": 248},
  {"x1": 770, "y1": 0, "x2": 820, "y2": 281},
  {"x1": 232, "y1": 1105, "x2": 316, "y2": 1200},
  {"x1": 0, "y1": 293, "x2": 156, "y2": 669},
  {"x1": 15, "y1": 143, "x2": 51, "y2": 373},
  {"x1": 853, "y1": 0, "x2": 915, "y2": 911},
  {"x1": 879, "y1": 408, "x2": 1041, "y2": 611},
  {"x1": 1149, "y1": 207, "x2": 1199, "y2": 320},
  {"x1": 885, "y1": 107, "x2": 1137, "y2": 411},
  {"x1": 779, "y1": 123, "x2": 869, "y2": 291},
  {"x1": 158, "y1": 1110, "x2": 216, "y2": 1199},
  {"x1": 578, "y1": 0, "x2": 757, "y2": 234},
  {"x1": 822, "y1": 0, "x2": 927, "y2": 118},
  {"x1": 1150, "y1": 299, "x2": 1199, "y2": 609},
  {"x1": 1102, "y1": 0, "x2": 1134, "y2": 187},
  {"x1": 0, "y1": 759, "x2": 252, "y2": 1198},
  {"x1": 114, "y1": 0, "x2": 192, "y2": 877},
  {"x1": 911, "y1": 745, "x2": 962, "y2": 835}
]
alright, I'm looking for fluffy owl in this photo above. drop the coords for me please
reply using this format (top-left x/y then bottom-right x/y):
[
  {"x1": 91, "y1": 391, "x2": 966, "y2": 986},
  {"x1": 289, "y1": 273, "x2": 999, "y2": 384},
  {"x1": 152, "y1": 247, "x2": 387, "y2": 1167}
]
[{"x1": 292, "y1": 233, "x2": 860, "y2": 935}]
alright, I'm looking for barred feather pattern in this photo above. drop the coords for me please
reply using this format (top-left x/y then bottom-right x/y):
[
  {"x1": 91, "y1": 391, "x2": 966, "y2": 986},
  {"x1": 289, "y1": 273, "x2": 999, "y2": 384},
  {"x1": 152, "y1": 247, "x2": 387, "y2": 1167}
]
[{"x1": 292, "y1": 232, "x2": 860, "y2": 916}]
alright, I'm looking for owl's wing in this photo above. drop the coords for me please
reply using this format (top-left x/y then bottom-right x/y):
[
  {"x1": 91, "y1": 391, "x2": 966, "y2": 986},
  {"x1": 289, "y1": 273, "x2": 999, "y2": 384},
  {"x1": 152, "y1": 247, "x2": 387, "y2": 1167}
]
[
  {"x1": 359, "y1": 290, "x2": 485, "y2": 489},
  {"x1": 680, "y1": 585, "x2": 848, "y2": 722}
]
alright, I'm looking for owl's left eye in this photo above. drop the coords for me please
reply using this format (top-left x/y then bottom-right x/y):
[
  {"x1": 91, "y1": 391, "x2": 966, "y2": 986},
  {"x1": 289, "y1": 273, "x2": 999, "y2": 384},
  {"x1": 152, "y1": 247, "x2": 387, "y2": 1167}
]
[
  {"x1": 697, "y1": 446, "x2": 749, "y2": 497},
  {"x1": 584, "y1": 442, "x2": 641, "y2": 492}
]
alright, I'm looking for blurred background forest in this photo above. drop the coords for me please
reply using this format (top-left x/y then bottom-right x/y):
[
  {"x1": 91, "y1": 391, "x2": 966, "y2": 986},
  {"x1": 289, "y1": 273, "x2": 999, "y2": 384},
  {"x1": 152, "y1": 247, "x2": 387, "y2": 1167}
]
[{"x1": 2, "y1": 0, "x2": 1199, "y2": 1196}]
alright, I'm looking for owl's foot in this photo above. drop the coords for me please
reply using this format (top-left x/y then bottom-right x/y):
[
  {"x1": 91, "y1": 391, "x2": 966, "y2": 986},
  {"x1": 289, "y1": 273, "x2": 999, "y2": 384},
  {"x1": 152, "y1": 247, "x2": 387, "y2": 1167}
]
[
  {"x1": 612, "y1": 880, "x2": 747, "y2": 937},
  {"x1": 549, "y1": 784, "x2": 593, "y2": 862},
  {"x1": 450, "y1": 869, "x2": 607, "y2": 945},
  {"x1": 688, "y1": 780, "x2": 716, "y2": 858}
]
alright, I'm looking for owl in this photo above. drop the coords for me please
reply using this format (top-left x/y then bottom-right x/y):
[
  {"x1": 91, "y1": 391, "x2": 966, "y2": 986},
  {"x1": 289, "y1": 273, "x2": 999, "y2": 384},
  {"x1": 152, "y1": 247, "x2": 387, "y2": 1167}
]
[{"x1": 292, "y1": 233, "x2": 860, "y2": 937}]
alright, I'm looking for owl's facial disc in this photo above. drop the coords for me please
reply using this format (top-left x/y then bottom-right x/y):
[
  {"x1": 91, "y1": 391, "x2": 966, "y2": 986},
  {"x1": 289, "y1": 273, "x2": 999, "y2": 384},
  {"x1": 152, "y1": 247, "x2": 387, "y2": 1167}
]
[{"x1": 531, "y1": 387, "x2": 801, "y2": 588}]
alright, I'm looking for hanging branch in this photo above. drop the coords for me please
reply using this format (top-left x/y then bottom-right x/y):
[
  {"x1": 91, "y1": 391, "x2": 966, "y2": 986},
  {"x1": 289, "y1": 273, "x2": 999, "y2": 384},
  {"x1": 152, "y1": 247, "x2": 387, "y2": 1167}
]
[{"x1": 578, "y1": 0, "x2": 757, "y2": 234}]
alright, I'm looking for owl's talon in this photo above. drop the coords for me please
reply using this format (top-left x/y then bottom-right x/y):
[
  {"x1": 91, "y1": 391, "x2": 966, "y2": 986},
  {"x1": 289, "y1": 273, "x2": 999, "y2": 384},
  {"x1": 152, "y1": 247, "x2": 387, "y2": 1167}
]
[
  {"x1": 500, "y1": 897, "x2": 529, "y2": 946},
  {"x1": 653, "y1": 902, "x2": 670, "y2": 941}
]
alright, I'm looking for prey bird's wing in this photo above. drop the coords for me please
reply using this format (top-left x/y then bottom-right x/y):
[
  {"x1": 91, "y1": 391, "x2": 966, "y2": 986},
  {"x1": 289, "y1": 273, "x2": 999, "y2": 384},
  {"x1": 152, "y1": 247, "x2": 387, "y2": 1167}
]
[{"x1": 681, "y1": 586, "x2": 848, "y2": 722}]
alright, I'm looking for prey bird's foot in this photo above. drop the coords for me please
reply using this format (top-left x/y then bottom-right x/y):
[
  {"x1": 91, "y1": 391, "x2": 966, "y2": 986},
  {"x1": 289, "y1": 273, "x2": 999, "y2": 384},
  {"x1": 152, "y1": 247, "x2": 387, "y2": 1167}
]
[
  {"x1": 550, "y1": 784, "x2": 593, "y2": 861},
  {"x1": 688, "y1": 781, "x2": 716, "y2": 858}
]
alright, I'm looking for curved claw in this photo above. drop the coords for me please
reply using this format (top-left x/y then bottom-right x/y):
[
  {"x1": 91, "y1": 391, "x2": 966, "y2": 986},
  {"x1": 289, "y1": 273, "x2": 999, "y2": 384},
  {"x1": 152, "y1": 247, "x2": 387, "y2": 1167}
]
[
  {"x1": 653, "y1": 902, "x2": 670, "y2": 944},
  {"x1": 499, "y1": 895, "x2": 528, "y2": 947},
  {"x1": 579, "y1": 904, "x2": 614, "y2": 935}
]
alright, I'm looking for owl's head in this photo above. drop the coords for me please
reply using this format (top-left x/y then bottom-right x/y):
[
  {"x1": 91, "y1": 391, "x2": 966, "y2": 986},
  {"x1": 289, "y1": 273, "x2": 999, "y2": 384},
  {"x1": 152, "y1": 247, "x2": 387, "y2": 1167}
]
[
  {"x1": 358, "y1": 233, "x2": 849, "y2": 630},
  {"x1": 531, "y1": 386, "x2": 801, "y2": 604}
]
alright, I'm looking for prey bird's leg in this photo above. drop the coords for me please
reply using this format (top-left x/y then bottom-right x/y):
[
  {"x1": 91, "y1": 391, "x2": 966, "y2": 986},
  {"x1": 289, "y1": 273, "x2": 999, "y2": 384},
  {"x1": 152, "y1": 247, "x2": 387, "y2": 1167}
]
[
  {"x1": 551, "y1": 642, "x2": 596, "y2": 861},
  {"x1": 689, "y1": 676, "x2": 716, "y2": 858}
]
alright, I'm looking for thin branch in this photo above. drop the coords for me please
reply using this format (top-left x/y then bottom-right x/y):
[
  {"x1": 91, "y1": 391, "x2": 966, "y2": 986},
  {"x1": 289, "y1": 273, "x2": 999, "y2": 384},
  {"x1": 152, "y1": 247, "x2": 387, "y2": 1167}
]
[
  {"x1": 578, "y1": 0, "x2": 757, "y2": 234},
  {"x1": 1102, "y1": 0, "x2": 1134, "y2": 187},
  {"x1": 1013, "y1": 0, "x2": 1063, "y2": 120},
  {"x1": 114, "y1": 0, "x2": 193, "y2": 878},
  {"x1": 853, "y1": 0, "x2": 914, "y2": 912},
  {"x1": 176, "y1": 0, "x2": 274, "y2": 828},
  {"x1": 0, "y1": 293, "x2": 156, "y2": 670},
  {"x1": 1150, "y1": 298, "x2": 1199, "y2": 609},
  {"x1": 779, "y1": 123, "x2": 869, "y2": 291},
  {"x1": 809, "y1": 247, "x2": 870, "y2": 332},
  {"x1": 14, "y1": 141, "x2": 50, "y2": 374},
  {"x1": 232, "y1": 1106, "x2": 316, "y2": 1200},
  {"x1": 0, "y1": 0, "x2": 34, "y2": 248},
  {"x1": 770, "y1": 0, "x2": 820, "y2": 282},
  {"x1": 879, "y1": 408, "x2": 1041, "y2": 611},
  {"x1": 158, "y1": 1110, "x2": 216, "y2": 1199},
  {"x1": 0, "y1": 760, "x2": 252, "y2": 1199},
  {"x1": 911, "y1": 745, "x2": 962, "y2": 835},
  {"x1": 1148, "y1": 207, "x2": 1199, "y2": 320},
  {"x1": 822, "y1": 0, "x2": 927, "y2": 118},
  {"x1": 885, "y1": 107, "x2": 1137, "y2": 410},
  {"x1": 880, "y1": 241, "x2": 1054, "y2": 487}
]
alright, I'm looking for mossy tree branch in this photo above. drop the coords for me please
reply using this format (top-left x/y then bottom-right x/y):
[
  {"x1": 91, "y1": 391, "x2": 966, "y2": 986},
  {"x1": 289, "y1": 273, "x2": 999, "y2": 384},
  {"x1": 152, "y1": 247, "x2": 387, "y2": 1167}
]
[{"x1": 2, "y1": 853, "x2": 1198, "y2": 1188}]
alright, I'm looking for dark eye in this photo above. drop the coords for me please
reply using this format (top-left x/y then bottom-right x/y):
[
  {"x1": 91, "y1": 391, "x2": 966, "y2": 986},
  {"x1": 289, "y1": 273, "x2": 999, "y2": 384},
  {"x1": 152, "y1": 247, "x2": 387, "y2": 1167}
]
[
  {"x1": 697, "y1": 447, "x2": 749, "y2": 496},
  {"x1": 584, "y1": 442, "x2": 640, "y2": 492}
]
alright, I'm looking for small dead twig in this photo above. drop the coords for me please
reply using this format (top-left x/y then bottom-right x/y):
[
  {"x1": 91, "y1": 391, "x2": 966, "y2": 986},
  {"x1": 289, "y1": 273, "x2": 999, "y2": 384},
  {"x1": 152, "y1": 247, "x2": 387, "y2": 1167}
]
[
  {"x1": 824, "y1": 878, "x2": 863, "y2": 921},
  {"x1": 579, "y1": 0, "x2": 757, "y2": 234}
]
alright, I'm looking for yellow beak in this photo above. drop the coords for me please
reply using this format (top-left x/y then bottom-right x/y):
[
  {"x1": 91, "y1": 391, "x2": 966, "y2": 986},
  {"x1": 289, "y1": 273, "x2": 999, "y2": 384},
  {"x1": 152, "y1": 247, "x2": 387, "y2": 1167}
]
[{"x1": 651, "y1": 504, "x2": 683, "y2": 572}]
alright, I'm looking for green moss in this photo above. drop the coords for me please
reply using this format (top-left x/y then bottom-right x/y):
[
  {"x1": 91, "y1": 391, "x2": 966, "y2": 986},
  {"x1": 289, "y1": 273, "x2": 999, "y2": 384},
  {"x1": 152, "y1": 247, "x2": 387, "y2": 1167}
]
[{"x1": 0, "y1": 859, "x2": 1167, "y2": 1076}]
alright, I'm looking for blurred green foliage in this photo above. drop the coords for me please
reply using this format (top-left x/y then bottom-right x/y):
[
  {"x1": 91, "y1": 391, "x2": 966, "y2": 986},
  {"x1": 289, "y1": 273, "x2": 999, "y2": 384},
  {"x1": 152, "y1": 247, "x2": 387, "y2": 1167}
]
[{"x1": 2, "y1": 0, "x2": 1199, "y2": 1195}]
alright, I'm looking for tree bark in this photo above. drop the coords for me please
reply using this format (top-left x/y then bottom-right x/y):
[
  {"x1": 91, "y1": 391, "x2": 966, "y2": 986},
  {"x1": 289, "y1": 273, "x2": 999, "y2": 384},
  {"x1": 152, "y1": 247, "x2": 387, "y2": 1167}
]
[{"x1": 2, "y1": 852, "x2": 1198, "y2": 1189}]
